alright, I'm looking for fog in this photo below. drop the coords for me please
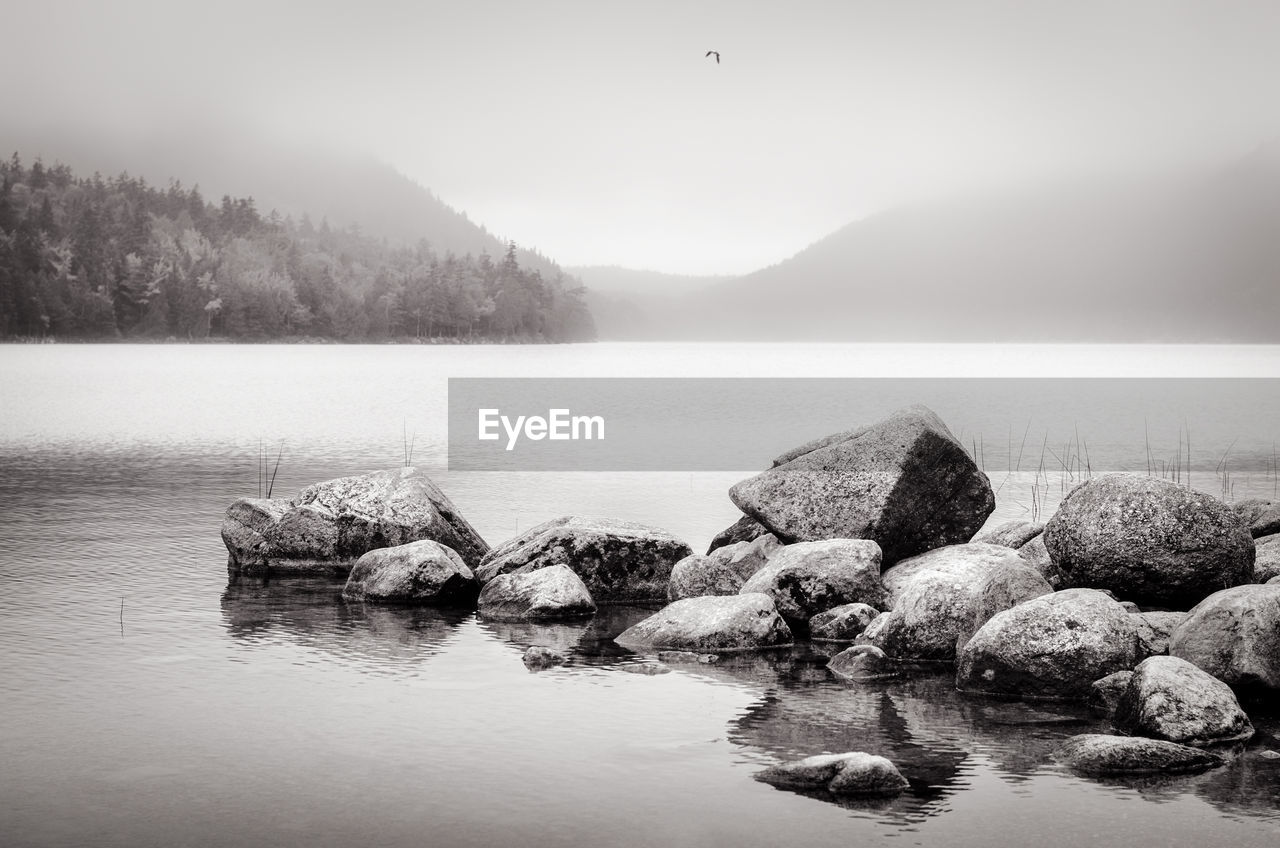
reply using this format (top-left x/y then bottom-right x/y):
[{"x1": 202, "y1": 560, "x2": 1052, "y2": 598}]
[{"x1": 3, "y1": 0, "x2": 1280, "y2": 275}]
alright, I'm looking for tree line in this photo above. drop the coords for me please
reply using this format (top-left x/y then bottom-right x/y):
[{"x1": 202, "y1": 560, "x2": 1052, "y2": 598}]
[{"x1": 0, "y1": 154, "x2": 596, "y2": 342}]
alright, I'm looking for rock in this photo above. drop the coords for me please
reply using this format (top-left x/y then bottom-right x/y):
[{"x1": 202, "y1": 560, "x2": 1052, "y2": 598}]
[
  {"x1": 956, "y1": 589, "x2": 1141, "y2": 700},
  {"x1": 755, "y1": 752, "x2": 909, "y2": 797},
  {"x1": 706, "y1": 514, "x2": 772, "y2": 554},
  {"x1": 828, "y1": 644, "x2": 901, "y2": 681},
  {"x1": 614, "y1": 593, "x2": 793, "y2": 652},
  {"x1": 1132, "y1": 611, "x2": 1188, "y2": 657},
  {"x1": 477, "y1": 564, "x2": 598, "y2": 621},
  {"x1": 957, "y1": 559, "x2": 1054, "y2": 649},
  {"x1": 728, "y1": 405, "x2": 995, "y2": 564},
  {"x1": 973, "y1": 520, "x2": 1045, "y2": 549},
  {"x1": 668, "y1": 534, "x2": 779, "y2": 601},
  {"x1": 1017, "y1": 533, "x2": 1062, "y2": 588},
  {"x1": 739, "y1": 539, "x2": 885, "y2": 624},
  {"x1": 1113, "y1": 655, "x2": 1254, "y2": 747},
  {"x1": 1042, "y1": 474, "x2": 1254, "y2": 608},
  {"x1": 867, "y1": 543, "x2": 1025, "y2": 662},
  {"x1": 1054, "y1": 734, "x2": 1224, "y2": 775},
  {"x1": 809, "y1": 603, "x2": 880, "y2": 642},
  {"x1": 522, "y1": 646, "x2": 567, "y2": 669},
  {"x1": 1253, "y1": 534, "x2": 1280, "y2": 583},
  {"x1": 221, "y1": 467, "x2": 490, "y2": 574},
  {"x1": 1231, "y1": 498, "x2": 1280, "y2": 538},
  {"x1": 476, "y1": 516, "x2": 692, "y2": 604},
  {"x1": 341, "y1": 540, "x2": 478, "y2": 605},
  {"x1": 657, "y1": 650, "x2": 719, "y2": 665},
  {"x1": 1270, "y1": 575, "x2": 1280, "y2": 586},
  {"x1": 1119, "y1": 601, "x2": 1141, "y2": 613},
  {"x1": 1088, "y1": 671, "x2": 1134, "y2": 717},
  {"x1": 1168, "y1": 583, "x2": 1280, "y2": 690}
]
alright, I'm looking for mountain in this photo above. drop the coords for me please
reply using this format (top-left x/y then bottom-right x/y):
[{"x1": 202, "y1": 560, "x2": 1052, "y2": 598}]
[{"x1": 569, "y1": 265, "x2": 732, "y2": 339}]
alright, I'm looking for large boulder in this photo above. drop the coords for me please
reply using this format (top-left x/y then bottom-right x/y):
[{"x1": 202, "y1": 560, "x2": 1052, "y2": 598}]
[
  {"x1": 1113, "y1": 655, "x2": 1254, "y2": 747},
  {"x1": 1042, "y1": 474, "x2": 1254, "y2": 608},
  {"x1": 221, "y1": 467, "x2": 490, "y2": 574},
  {"x1": 477, "y1": 564, "x2": 598, "y2": 621},
  {"x1": 957, "y1": 559, "x2": 1054, "y2": 648},
  {"x1": 1168, "y1": 583, "x2": 1280, "y2": 690},
  {"x1": 973, "y1": 520, "x2": 1045, "y2": 549},
  {"x1": 668, "y1": 534, "x2": 779, "y2": 601},
  {"x1": 956, "y1": 589, "x2": 1142, "y2": 700},
  {"x1": 739, "y1": 539, "x2": 885, "y2": 624},
  {"x1": 1054, "y1": 734, "x2": 1224, "y2": 775},
  {"x1": 865, "y1": 543, "x2": 1025, "y2": 662},
  {"x1": 755, "y1": 752, "x2": 909, "y2": 797},
  {"x1": 1253, "y1": 534, "x2": 1280, "y2": 583},
  {"x1": 728, "y1": 405, "x2": 995, "y2": 564},
  {"x1": 614, "y1": 593, "x2": 793, "y2": 652},
  {"x1": 341, "y1": 540, "x2": 478, "y2": 605},
  {"x1": 476, "y1": 516, "x2": 692, "y2": 604},
  {"x1": 809, "y1": 603, "x2": 880, "y2": 642},
  {"x1": 706, "y1": 514, "x2": 772, "y2": 554},
  {"x1": 1231, "y1": 498, "x2": 1280, "y2": 538}
]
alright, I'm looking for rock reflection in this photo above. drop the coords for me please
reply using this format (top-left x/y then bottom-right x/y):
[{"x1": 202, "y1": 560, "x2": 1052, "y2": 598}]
[{"x1": 220, "y1": 573, "x2": 467, "y2": 669}]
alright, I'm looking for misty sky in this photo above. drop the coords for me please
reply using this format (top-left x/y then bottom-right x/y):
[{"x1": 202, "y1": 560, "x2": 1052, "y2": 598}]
[{"x1": 4, "y1": 0, "x2": 1280, "y2": 274}]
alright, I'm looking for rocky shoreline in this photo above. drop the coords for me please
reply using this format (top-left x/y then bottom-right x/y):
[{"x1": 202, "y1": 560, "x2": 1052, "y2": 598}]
[{"x1": 220, "y1": 404, "x2": 1280, "y2": 799}]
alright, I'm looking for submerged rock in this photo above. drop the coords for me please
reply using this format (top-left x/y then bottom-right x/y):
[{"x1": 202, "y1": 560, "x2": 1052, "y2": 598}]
[
  {"x1": 827, "y1": 644, "x2": 901, "y2": 681},
  {"x1": 477, "y1": 564, "x2": 598, "y2": 622},
  {"x1": 1113, "y1": 656, "x2": 1254, "y2": 747},
  {"x1": 341, "y1": 539, "x2": 478, "y2": 605},
  {"x1": 522, "y1": 646, "x2": 568, "y2": 670},
  {"x1": 1168, "y1": 583, "x2": 1280, "y2": 690},
  {"x1": 476, "y1": 516, "x2": 692, "y2": 604},
  {"x1": 1054, "y1": 734, "x2": 1224, "y2": 775},
  {"x1": 956, "y1": 589, "x2": 1141, "y2": 701},
  {"x1": 1231, "y1": 498, "x2": 1280, "y2": 538},
  {"x1": 739, "y1": 539, "x2": 885, "y2": 624},
  {"x1": 809, "y1": 603, "x2": 880, "y2": 642},
  {"x1": 973, "y1": 520, "x2": 1045, "y2": 549},
  {"x1": 221, "y1": 467, "x2": 490, "y2": 574},
  {"x1": 728, "y1": 405, "x2": 994, "y2": 564},
  {"x1": 755, "y1": 752, "x2": 909, "y2": 797},
  {"x1": 706, "y1": 514, "x2": 772, "y2": 554},
  {"x1": 1042, "y1": 474, "x2": 1254, "y2": 608},
  {"x1": 868, "y1": 543, "x2": 1024, "y2": 662},
  {"x1": 668, "y1": 534, "x2": 779, "y2": 601},
  {"x1": 615, "y1": 593, "x2": 793, "y2": 652}
]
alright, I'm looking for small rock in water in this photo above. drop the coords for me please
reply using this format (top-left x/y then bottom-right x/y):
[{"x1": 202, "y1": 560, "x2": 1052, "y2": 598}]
[
  {"x1": 1114, "y1": 656, "x2": 1254, "y2": 747},
  {"x1": 1054, "y1": 734, "x2": 1225, "y2": 775},
  {"x1": 1258, "y1": 750, "x2": 1280, "y2": 760},
  {"x1": 756, "y1": 752, "x2": 909, "y2": 798},
  {"x1": 809, "y1": 603, "x2": 880, "y2": 643},
  {"x1": 827, "y1": 644, "x2": 901, "y2": 682},
  {"x1": 657, "y1": 650, "x2": 720, "y2": 665},
  {"x1": 522, "y1": 646, "x2": 567, "y2": 670},
  {"x1": 1088, "y1": 671, "x2": 1134, "y2": 718},
  {"x1": 620, "y1": 663, "x2": 671, "y2": 676}
]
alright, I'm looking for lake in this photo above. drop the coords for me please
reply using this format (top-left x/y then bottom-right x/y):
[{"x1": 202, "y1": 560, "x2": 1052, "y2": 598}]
[{"x1": 1, "y1": 342, "x2": 1278, "y2": 848}]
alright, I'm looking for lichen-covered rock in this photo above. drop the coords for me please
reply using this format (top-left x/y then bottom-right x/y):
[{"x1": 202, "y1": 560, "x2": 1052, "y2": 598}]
[
  {"x1": 1132, "y1": 611, "x2": 1189, "y2": 658},
  {"x1": 522, "y1": 646, "x2": 568, "y2": 669},
  {"x1": 866, "y1": 543, "x2": 1024, "y2": 662},
  {"x1": 668, "y1": 534, "x2": 779, "y2": 601},
  {"x1": 1042, "y1": 474, "x2": 1254, "y2": 608},
  {"x1": 706, "y1": 514, "x2": 772, "y2": 554},
  {"x1": 973, "y1": 520, "x2": 1045, "y2": 549},
  {"x1": 1113, "y1": 655, "x2": 1254, "y2": 747},
  {"x1": 809, "y1": 603, "x2": 880, "y2": 642},
  {"x1": 222, "y1": 468, "x2": 490, "y2": 574},
  {"x1": 1253, "y1": 534, "x2": 1280, "y2": 583},
  {"x1": 1168, "y1": 584, "x2": 1280, "y2": 690},
  {"x1": 1231, "y1": 498, "x2": 1280, "y2": 538},
  {"x1": 477, "y1": 565, "x2": 598, "y2": 622},
  {"x1": 956, "y1": 589, "x2": 1141, "y2": 700},
  {"x1": 827, "y1": 644, "x2": 901, "y2": 681},
  {"x1": 1017, "y1": 533, "x2": 1062, "y2": 588},
  {"x1": 1054, "y1": 734, "x2": 1225, "y2": 775},
  {"x1": 476, "y1": 516, "x2": 692, "y2": 604},
  {"x1": 1089, "y1": 671, "x2": 1134, "y2": 717},
  {"x1": 341, "y1": 539, "x2": 478, "y2": 605},
  {"x1": 739, "y1": 539, "x2": 885, "y2": 624},
  {"x1": 728, "y1": 405, "x2": 994, "y2": 564},
  {"x1": 614, "y1": 593, "x2": 793, "y2": 652},
  {"x1": 755, "y1": 752, "x2": 909, "y2": 797},
  {"x1": 956, "y1": 559, "x2": 1054, "y2": 649}
]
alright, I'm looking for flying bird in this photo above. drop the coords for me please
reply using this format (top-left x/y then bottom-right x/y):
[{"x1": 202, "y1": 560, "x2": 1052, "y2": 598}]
[{"x1": 705, "y1": 50, "x2": 720, "y2": 64}]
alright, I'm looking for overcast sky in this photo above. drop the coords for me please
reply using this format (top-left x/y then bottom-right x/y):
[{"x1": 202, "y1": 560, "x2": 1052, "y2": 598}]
[{"x1": 4, "y1": 1, "x2": 1280, "y2": 274}]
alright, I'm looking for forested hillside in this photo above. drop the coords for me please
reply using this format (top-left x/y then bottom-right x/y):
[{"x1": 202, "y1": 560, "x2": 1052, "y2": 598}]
[{"x1": 0, "y1": 154, "x2": 595, "y2": 342}]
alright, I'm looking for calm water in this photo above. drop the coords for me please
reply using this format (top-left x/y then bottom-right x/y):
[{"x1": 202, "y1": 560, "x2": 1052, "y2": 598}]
[{"x1": 1, "y1": 343, "x2": 1278, "y2": 848}]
